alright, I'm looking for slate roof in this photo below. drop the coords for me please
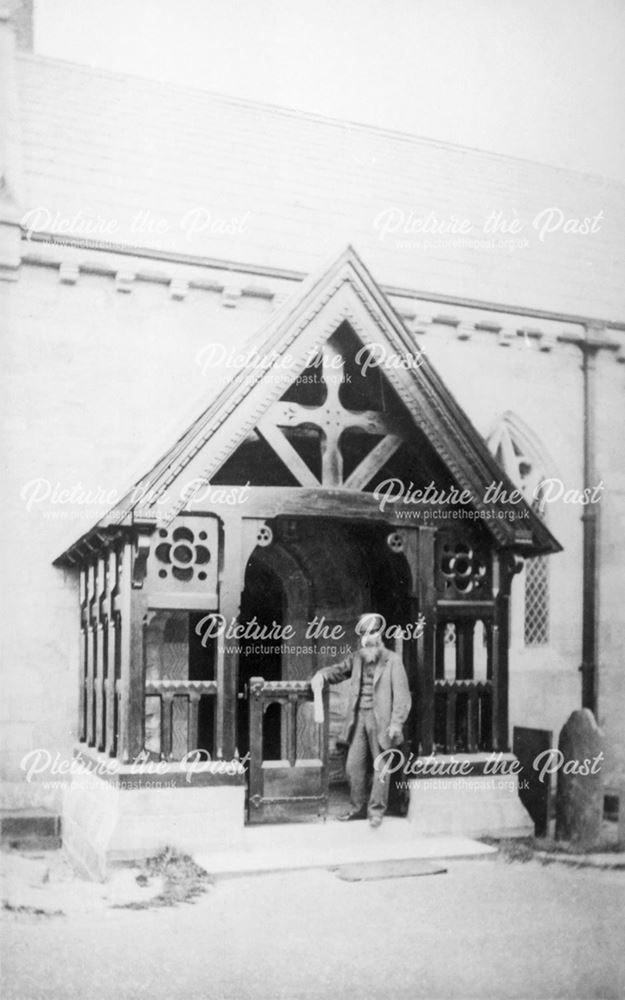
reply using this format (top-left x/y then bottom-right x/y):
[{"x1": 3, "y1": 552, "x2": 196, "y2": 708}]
[{"x1": 15, "y1": 54, "x2": 625, "y2": 321}]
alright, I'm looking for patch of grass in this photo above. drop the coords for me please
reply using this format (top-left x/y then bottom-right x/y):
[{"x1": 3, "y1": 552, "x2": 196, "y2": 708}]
[
  {"x1": 480, "y1": 837, "x2": 536, "y2": 863},
  {"x1": 113, "y1": 847, "x2": 213, "y2": 910},
  {"x1": 3, "y1": 900, "x2": 64, "y2": 918},
  {"x1": 534, "y1": 836, "x2": 625, "y2": 856},
  {"x1": 480, "y1": 834, "x2": 625, "y2": 864}
]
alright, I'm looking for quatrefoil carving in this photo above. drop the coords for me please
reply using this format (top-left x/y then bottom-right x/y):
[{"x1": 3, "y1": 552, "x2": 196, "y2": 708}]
[{"x1": 154, "y1": 525, "x2": 211, "y2": 583}]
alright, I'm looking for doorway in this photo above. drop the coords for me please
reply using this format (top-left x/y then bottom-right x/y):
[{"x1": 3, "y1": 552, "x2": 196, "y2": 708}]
[{"x1": 239, "y1": 517, "x2": 414, "y2": 823}]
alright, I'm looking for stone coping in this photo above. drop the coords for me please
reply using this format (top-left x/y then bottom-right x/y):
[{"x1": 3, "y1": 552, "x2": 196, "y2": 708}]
[
  {"x1": 73, "y1": 747, "x2": 246, "y2": 789},
  {"x1": 384, "y1": 750, "x2": 522, "y2": 780},
  {"x1": 70, "y1": 747, "x2": 522, "y2": 788}
]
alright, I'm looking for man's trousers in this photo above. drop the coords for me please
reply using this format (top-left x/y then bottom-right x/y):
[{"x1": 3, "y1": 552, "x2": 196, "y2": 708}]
[{"x1": 345, "y1": 708, "x2": 389, "y2": 818}]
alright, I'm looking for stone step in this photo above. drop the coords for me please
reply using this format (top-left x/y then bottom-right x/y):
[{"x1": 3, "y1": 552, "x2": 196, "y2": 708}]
[
  {"x1": 0, "y1": 810, "x2": 62, "y2": 850},
  {"x1": 195, "y1": 816, "x2": 496, "y2": 877}
]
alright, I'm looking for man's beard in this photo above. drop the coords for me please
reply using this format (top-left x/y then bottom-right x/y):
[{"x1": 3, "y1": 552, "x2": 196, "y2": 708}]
[{"x1": 361, "y1": 646, "x2": 380, "y2": 663}]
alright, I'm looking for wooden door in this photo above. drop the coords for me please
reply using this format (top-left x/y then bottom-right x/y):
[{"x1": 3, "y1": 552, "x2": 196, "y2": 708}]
[{"x1": 247, "y1": 677, "x2": 329, "y2": 823}]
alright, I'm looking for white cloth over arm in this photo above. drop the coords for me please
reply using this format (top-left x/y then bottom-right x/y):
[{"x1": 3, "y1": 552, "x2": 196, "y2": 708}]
[{"x1": 313, "y1": 684, "x2": 324, "y2": 724}]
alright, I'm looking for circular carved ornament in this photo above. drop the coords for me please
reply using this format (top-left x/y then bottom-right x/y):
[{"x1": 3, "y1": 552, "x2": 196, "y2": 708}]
[
  {"x1": 256, "y1": 524, "x2": 273, "y2": 547},
  {"x1": 387, "y1": 531, "x2": 404, "y2": 553}
]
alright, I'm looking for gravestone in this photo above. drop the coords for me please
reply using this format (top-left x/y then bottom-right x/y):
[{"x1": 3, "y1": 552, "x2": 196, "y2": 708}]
[{"x1": 555, "y1": 709, "x2": 603, "y2": 847}]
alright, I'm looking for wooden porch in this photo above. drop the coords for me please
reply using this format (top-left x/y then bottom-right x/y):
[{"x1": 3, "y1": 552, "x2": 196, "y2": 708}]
[{"x1": 55, "y1": 249, "x2": 559, "y2": 841}]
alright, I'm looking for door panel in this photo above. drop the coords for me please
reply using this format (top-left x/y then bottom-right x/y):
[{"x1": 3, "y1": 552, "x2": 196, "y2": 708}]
[{"x1": 247, "y1": 677, "x2": 329, "y2": 823}]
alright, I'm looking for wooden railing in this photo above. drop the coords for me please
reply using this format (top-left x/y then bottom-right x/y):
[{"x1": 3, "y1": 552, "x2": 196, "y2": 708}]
[
  {"x1": 79, "y1": 550, "x2": 122, "y2": 758},
  {"x1": 144, "y1": 679, "x2": 217, "y2": 761},
  {"x1": 434, "y1": 679, "x2": 492, "y2": 753}
]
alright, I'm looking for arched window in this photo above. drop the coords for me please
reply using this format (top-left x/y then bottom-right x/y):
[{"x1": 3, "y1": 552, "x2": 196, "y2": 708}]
[{"x1": 487, "y1": 413, "x2": 554, "y2": 647}]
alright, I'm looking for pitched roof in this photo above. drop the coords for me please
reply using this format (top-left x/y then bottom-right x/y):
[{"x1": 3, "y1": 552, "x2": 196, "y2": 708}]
[
  {"x1": 54, "y1": 247, "x2": 561, "y2": 565},
  {"x1": 15, "y1": 54, "x2": 625, "y2": 321}
]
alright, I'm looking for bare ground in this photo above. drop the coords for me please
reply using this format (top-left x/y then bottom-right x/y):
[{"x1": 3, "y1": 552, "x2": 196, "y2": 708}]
[{"x1": 1, "y1": 847, "x2": 624, "y2": 1000}]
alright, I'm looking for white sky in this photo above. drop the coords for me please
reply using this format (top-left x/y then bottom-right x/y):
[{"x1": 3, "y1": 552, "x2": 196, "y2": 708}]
[{"x1": 34, "y1": 0, "x2": 625, "y2": 183}]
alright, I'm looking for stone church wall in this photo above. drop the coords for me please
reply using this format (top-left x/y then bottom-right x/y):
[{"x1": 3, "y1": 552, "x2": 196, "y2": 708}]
[{"x1": 2, "y1": 257, "x2": 624, "y2": 810}]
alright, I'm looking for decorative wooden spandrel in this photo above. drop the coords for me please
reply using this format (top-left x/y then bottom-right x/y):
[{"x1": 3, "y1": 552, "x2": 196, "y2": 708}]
[
  {"x1": 435, "y1": 528, "x2": 492, "y2": 600},
  {"x1": 142, "y1": 515, "x2": 219, "y2": 608}
]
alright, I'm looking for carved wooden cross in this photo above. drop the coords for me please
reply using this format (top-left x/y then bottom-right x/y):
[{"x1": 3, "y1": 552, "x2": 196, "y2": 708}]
[{"x1": 257, "y1": 339, "x2": 403, "y2": 488}]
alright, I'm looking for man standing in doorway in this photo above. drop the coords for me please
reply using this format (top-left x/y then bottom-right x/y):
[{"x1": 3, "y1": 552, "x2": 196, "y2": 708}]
[{"x1": 311, "y1": 613, "x2": 411, "y2": 828}]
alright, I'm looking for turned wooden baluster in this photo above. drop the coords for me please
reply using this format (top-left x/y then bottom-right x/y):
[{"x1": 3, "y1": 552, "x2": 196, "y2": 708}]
[
  {"x1": 187, "y1": 691, "x2": 201, "y2": 754},
  {"x1": 467, "y1": 685, "x2": 479, "y2": 752},
  {"x1": 105, "y1": 548, "x2": 119, "y2": 756},
  {"x1": 85, "y1": 563, "x2": 96, "y2": 747},
  {"x1": 78, "y1": 568, "x2": 88, "y2": 743},
  {"x1": 445, "y1": 686, "x2": 457, "y2": 752},
  {"x1": 94, "y1": 554, "x2": 107, "y2": 751},
  {"x1": 160, "y1": 692, "x2": 174, "y2": 760},
  {"x1": 285, "y1": 694, "x2": 298, "y2": 767}
]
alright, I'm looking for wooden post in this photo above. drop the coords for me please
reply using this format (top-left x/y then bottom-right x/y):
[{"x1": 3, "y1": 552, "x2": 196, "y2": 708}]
[
  {"x1": 214, "y1": 515, "x2": 263, "y2": 760},
  {"x1": 392, "y1": 527, "x2": 420, "y2": 745},
  {"x1": 491, "y1": 553, "x2": 518, "y2": 752},
  {"x1": 214, "y1": 516, "x2": 241, "y2": 761},
  {"x1": 416, "y1": 526, "x2": 436, "y2": 754},
  {"x1": 118, "y1": 540, "x2": 147, "y2": 763},
  {"x1": 248, "y1": 677, "x2": 264, "y2": 812}
]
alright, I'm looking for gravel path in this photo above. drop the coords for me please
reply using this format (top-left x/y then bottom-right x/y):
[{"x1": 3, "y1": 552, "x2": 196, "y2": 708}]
[{"x1": 2, "y1": 852, "x2": 624, "y2": 1000}]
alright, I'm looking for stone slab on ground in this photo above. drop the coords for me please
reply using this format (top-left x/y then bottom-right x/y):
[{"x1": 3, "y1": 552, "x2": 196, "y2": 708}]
[
  {"x1": 194, "y1": 816, "x2": 495, "y2": 876},
  {"x1": 335, "y1": 858, "x2": 447, "y2": 880}
]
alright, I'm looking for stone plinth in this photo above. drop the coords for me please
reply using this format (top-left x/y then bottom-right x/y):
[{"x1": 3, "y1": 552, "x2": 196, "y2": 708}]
[
  {"x1": 62, "y1": 748, "x2": 247, "y2": 880},
  {"x1": 406, "y1": 754, "x2": 534, "y2": 838}
]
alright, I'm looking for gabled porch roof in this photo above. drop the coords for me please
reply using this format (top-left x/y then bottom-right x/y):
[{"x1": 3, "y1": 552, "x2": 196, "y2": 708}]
[{"x1": 54, "y1": 246, "x2": 561, "y2": 566}]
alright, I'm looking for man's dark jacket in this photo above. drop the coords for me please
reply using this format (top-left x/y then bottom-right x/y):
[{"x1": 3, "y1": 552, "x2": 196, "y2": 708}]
[{"x1": 318, "y1": 646, "x2": 411, "y2": 750}]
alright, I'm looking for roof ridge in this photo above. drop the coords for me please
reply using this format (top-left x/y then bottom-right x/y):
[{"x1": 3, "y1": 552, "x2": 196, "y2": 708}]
[{"x1": 17, "y1": 52, "x2": 625, "y2": 189}]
